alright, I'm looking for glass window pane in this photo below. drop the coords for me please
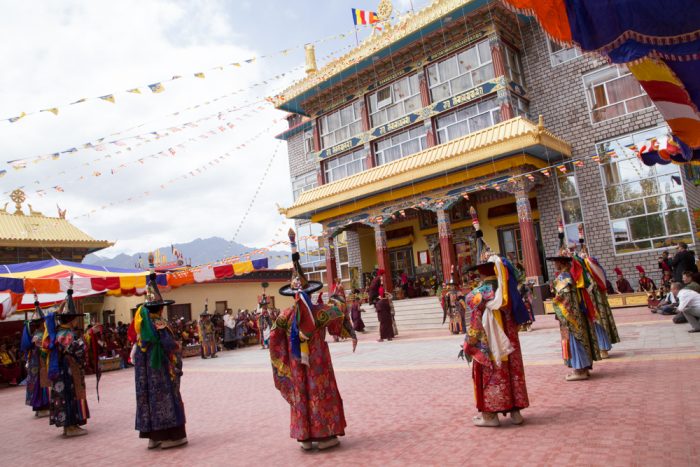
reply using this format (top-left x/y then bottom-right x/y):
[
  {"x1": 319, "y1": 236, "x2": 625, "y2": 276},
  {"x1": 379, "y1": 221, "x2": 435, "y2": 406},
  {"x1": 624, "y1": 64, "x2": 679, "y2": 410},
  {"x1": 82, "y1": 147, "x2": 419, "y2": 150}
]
[
  {"x1": 611, "y1": 220, "x2": 630, "y2": 243},
  {"x1": 609, "y1": 200, "x2": 644, "y2": 219},
  {"x1": 477, "y1": 40, "x2": 491, "y2": 64},
  {"x1": 457, "y1": 48, "x2": 479, "y2": 72},
  {"x1": 558, "y1": 175, "x2": 578, "y2": 198},
  {"x1": 562, "y1": 199, "x2": 583, "y2": 224},
  {"x1": 629, "y1": 214, "x2": 664, "y2": 240},
  {"x1": 623, "y1": 181, "x2": 644, "y2": 200},
  {"x1": 658, "y1": 175, "x2": 683, "y2": 193},
  {"x1": 666, "y1": 192, "x2": 686, "y2": 209},
  {"x1": 606, "y1": 186, "x2": 623, "y2": 203},
  {"x1": 666, "y1": 210, "x2": 691, "y2": 236}
]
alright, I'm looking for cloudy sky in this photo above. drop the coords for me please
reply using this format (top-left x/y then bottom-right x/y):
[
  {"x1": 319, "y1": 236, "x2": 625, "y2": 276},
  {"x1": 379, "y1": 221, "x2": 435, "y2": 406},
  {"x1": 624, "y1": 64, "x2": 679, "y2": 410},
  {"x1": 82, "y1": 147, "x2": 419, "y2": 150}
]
[{"x1": 0, "y1": 0, "x2": 428, "y2": 259}]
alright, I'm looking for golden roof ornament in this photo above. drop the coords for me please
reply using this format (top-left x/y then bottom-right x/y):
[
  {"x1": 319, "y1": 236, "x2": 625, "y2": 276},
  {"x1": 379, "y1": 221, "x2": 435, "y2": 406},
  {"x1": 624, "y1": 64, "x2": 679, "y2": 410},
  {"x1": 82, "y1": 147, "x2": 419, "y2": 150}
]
[
  {"x1": 10, "y1": 189, "x2": 26, "y2": 215},
  {"x1": 377, "y1": 0, "x2": 393, "y2": 21}
]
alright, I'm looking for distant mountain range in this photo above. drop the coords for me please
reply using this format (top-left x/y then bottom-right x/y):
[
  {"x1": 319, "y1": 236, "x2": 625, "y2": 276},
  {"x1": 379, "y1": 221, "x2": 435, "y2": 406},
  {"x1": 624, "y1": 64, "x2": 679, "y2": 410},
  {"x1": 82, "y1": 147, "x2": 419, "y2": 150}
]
[{"x1": 83, "y1": 236, "x2": 291, "y2": 270}]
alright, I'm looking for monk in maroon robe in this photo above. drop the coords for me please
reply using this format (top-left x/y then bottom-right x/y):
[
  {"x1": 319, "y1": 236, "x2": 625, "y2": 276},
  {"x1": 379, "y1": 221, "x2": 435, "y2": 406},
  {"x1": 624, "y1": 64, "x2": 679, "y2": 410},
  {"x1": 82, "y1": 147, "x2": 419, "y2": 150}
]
[
  {"x1": 375, "y1": 293, "x2": 394, "y2": 342},
  {"x1": 614, "y1": 267, "x2": 634, "y2": 293}
]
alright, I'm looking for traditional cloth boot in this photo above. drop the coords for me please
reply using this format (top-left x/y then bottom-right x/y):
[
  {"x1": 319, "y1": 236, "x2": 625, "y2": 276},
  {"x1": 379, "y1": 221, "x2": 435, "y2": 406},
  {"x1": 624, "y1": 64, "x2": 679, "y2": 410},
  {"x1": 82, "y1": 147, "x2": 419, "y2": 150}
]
[
  {"x1": 318, "y1": 436, "x2": 340, "y2": 450},
  {"x1": 472, "y1": 412, "x2": 500, "y2": 427},
  {"x1": 147, "y1": 439, "x2": 162, "y2": 450},
  {"x1": 510, "y1": 410, "x2": 524, "y2": 425},
  {"x1": 600, "y1": 350, "x2": 609, "y2": 359},
  {"x1": 565, "y1": 369, "x2": 589, "y2": 381},
  {"x1": 299, "y1": 441, "x2": 313, "y2": 451},
  {"x1": 160, "y1": 438, "x2": 188, "y2": 449},
  {"x1": 64, "y1": 426, "x2": 88, "y2": 437},
  {"x1": 36, "y1": 410, "x2": 50, "y2": 418}
]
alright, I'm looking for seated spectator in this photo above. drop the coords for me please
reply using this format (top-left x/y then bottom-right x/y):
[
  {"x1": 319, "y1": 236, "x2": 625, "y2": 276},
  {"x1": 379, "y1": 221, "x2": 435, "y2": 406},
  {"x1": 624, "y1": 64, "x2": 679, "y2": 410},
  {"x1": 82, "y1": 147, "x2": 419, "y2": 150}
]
[
  {"x1": 675, "y1": 281, "x2": 700, "y2": 333},
  {"x1": 652, "y1": 282, "x2": 679, "y2": 315},
  {"x1": 0, "y1": 340, "x2": 21, "y2": 386},
  {"x1": 682, "y1": 271, "x2": 700, "y2": 293}
]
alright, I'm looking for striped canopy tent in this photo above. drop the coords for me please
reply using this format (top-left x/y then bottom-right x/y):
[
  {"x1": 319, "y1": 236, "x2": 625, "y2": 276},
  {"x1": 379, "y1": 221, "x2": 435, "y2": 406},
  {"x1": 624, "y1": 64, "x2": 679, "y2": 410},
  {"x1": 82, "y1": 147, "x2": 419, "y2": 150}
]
[
  {"x1": 0, "y1": 257, "x2": 270, "y2": 318},
  {"x1": 502, "y1": 0, "x2": 700, "y2": 164},
  {"x1": 0, "y1": 259, "x2": 148, "y2": 316}
]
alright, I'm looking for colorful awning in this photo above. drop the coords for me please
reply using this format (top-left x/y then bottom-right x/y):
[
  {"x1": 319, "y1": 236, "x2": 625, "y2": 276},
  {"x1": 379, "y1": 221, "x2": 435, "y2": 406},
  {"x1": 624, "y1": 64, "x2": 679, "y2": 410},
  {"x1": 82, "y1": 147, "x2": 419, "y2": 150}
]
[
  {"x1": 502, "y1": 0, "x2": 700, "y2": 156},
  {"x1": 0, "y1": 257, "x2": 270, "y2": 319}
]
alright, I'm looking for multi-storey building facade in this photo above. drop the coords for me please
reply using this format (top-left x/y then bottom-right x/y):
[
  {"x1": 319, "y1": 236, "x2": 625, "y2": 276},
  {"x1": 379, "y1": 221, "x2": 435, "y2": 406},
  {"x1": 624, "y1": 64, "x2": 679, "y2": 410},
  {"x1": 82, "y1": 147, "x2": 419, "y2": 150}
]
[{"x1": 275, "y1": 0, "x2": 699, "y2": 298}]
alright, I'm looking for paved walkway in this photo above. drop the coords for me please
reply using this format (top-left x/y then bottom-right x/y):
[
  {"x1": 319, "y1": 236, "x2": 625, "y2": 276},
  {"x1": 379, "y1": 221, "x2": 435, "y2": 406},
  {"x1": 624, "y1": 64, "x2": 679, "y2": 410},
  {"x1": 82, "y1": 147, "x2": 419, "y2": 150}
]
[{"x1": 1, "y1": 306, "x2": 698, "y2": 466}]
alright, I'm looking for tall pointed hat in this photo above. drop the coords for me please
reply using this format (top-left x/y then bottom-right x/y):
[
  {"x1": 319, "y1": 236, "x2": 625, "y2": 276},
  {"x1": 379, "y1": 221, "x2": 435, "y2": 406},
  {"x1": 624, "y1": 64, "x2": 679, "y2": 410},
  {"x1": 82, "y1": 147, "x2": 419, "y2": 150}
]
[
  {"x1": 279, "y1": 228, "x2": 323, "y2": 297},
  {"x1": 143, "y1": 252, "x2": 174, "y2": 310}
]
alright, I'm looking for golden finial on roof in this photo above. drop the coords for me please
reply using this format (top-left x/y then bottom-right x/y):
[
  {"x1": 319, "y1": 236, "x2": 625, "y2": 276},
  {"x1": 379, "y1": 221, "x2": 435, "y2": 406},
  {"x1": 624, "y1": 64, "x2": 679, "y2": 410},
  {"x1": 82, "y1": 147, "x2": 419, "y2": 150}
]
[
  {"x1": 304, "y1": 44, "x2": 317, "y2": 75},
  {"x1": 377, "y1": 0, "x2": 393, "y2": 21},
  {"x1": 10, "y1": 189, "x2": 26, "y2": 215}
]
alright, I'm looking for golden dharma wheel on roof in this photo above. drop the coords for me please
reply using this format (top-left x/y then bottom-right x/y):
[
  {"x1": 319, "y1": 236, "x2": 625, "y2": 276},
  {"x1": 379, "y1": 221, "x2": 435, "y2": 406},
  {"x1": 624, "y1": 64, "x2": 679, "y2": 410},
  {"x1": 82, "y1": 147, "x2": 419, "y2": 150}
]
[
  {"x1": 10, "y1": 188, "x2": 26, "y2": 213},
  {"x1": 377, "y1": 0, "x2": 392, "y2": 21}
]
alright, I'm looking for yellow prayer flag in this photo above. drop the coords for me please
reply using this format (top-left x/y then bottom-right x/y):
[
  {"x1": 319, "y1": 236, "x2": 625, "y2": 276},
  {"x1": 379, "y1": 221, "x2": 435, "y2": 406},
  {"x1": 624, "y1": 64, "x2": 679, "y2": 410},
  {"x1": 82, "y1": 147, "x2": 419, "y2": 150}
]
[
  {"x1": 127, "y1": 88, "x2": 141, "y2": 94},
  {"x1": 8, "y1": 112, "x2": 26, "y2": 123},
  {"x1": 41, "y1": 108, "x2": 59, "y2": 116},
  {"x1": 99, "y1": 94, "x2": 116, "y2": 103},
  {"x1": 194, "y1": 72, "x2": 205, "y2": 79}
]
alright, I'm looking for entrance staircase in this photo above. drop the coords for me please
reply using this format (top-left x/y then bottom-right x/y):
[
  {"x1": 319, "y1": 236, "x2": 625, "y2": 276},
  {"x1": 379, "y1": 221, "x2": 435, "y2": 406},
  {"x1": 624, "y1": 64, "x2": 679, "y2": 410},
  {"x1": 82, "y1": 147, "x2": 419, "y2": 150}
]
[{"x1": 359, "y1": 296, "x2": 445, "y2": 332}]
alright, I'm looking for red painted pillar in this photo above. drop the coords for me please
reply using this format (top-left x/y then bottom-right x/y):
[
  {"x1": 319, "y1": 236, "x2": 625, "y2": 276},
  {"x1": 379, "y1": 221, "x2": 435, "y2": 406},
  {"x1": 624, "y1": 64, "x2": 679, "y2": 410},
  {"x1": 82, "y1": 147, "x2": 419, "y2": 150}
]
[
  {"x1": 374, "y1": 224, "x2": 393, "y2": 294},
  {"x1": 324, "y1": 234, "x2": 338, "y2": 288},
  {"x1": 514, "y1": 183, "x2": 543, "y2": 282},
  {"x1": 489, "y1": 35, "x2": 514, "y2": 121},
  {"x1": 437, "y1": 208, "x2": 457, "y2": 284}
]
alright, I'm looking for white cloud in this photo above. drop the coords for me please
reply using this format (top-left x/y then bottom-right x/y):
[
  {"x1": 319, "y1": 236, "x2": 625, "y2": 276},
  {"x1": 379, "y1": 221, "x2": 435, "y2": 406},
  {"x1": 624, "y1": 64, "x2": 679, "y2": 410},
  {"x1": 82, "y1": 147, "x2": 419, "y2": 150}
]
[{"x1": 0, "y1": 0, "x2": 299, "y2": 259}]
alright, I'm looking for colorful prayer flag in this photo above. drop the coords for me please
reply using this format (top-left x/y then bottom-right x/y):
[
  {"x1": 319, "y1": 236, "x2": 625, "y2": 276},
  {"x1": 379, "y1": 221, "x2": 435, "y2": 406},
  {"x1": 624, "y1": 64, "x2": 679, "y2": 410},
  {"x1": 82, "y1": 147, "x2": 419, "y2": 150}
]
[
  {"x1": 127, "y1": 88, "x2": 141, "y2": 94},
  {"x1": 148, "y1": 82, "x2": 165, "y2": 93},
  {"x1": 194, "y1": 72, "x2": 205, "y2": 79},
  {"x1": 8, "y1": 112, "x2": 26, "y2": 123},
  {"x1": 99, "y1": 94, "x2": 116, "y2": 103},
  {"x1": 41, "y1": 108, "x2": 59, "y2": 116},
  {"x1": 352, "y1": 8, "x2": 379, "y2": 25}
]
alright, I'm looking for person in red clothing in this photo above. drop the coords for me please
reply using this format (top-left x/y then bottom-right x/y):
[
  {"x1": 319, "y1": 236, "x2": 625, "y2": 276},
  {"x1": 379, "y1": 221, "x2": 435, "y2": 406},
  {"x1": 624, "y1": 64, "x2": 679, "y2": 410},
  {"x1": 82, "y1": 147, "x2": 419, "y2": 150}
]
[
  {"x1": 614, "y1": 267, "x2": 634, "y2": 293},
  {"x1": 637, "y1": 265, "x2": 657, "y2": 297}
]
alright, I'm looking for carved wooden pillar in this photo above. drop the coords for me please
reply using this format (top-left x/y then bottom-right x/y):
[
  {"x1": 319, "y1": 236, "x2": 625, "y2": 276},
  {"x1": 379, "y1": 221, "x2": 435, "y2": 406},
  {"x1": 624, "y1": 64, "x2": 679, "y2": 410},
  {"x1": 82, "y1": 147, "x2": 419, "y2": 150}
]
[
  {"x1": 437, "y1": 208, "x2": 457, "y2": 284},
  {"x1": 489, "y1": 34, "x2": 514, "y2": 121},
  {"x1": 324, "y1": 234, "x2": 338, "y2": 288},
  {"x1": 505, "y1": 178, "x2": 542, "y2": 282},
  {"x1": 419, "y1": 75, "x2": 438, "y2": 147},
  {"x1": 374, "y1": 224, "x2": 393, "y2": 294}
]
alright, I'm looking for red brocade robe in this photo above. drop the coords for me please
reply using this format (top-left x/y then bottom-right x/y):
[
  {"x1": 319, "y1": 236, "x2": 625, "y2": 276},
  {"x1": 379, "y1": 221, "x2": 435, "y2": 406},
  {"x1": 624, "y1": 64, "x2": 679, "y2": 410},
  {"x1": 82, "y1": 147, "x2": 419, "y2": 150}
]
[
  {"x1": 463, "y1": 282, "x2": 529, "y2": 414},
  {"x1": 269, "y1": 294, "x2": 356, "y2": 441}
]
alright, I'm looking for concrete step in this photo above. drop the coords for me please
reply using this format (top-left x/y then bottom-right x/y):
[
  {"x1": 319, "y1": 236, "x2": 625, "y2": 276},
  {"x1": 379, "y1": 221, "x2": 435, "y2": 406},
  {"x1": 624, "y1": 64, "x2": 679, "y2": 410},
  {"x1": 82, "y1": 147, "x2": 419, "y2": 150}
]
[{"x1": 358, "y1": 297, "x2": 448, "y2": 332}]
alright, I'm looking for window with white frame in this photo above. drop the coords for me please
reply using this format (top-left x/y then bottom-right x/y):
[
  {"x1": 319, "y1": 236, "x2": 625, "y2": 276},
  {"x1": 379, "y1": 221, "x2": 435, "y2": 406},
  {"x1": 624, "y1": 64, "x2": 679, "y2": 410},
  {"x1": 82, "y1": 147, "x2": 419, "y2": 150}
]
[
  {"x1": 323, "y1": 148, "x2": 367, "y2": 183},
  {"x1": 504, "y1": 46, "x2": 525, "y2": 87},
  {"x1": 583, "y1": 65, "x2": 653, "y2": 123},
  {"x1": 555, "y1": 162, "x2": 584, "y2": 243},
  {"x1": 297, "y1": 221, "x2": 326, "y2": 283},
  {"x1": 512, "y1": 95, "x2": 530, "y2": 119},
  {"x1": 303, "y1": 130, "x2": 314, "y2": 161},
  {"x1": 436, "y1": 97, "x2": 501, "y2": 143},
  {"x1": 548, "y1": 39, "x2": 581, "y2": 66},
  {"x1": 597, "y1": 126, "x2": 693, "y2": 254},
  {"x1": 427, "y1": 40, "x2": 494, "y2": 102},
  {"x1": 319, "y1": 101, "x2": 363, "y2": 149},
  {"x1": 368, "y1": 73, "x2": 422, "y2": 127},
  {"x1": 374, "y1": 126, "x2": 427, "y2": 166},
  {"x1": 291, "y1": 171, "x2": 318, "y2": 201}
]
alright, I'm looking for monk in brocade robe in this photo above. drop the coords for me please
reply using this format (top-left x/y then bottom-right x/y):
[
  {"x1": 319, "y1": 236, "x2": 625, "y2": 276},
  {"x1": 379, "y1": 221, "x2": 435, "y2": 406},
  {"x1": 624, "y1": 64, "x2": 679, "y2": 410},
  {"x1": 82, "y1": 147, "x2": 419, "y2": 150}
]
[
  {"x1": 133, "y1": 302, "x2": 188, "y2": 449},
  {"x1": 45, "y1": 310, "x2": 90, "y2": 437},
  {"x1": 581, "y1": 255, "x2": 620, "y2": 359},
  {"x1": 198, "y1": 313, "x2": 217, "y2": 359},
  {"x1": 270, "y1": 288, "x2": 357, "y2": 451},
  {"x1": 549, "y1": 257, "x2": 600, "y2": 381},
  {"x1": 463, "y1": 259, "x2": 529, "y2": 427},
  {"x1": 21, "y1": 318, "x2": 50, "y2": 417}
]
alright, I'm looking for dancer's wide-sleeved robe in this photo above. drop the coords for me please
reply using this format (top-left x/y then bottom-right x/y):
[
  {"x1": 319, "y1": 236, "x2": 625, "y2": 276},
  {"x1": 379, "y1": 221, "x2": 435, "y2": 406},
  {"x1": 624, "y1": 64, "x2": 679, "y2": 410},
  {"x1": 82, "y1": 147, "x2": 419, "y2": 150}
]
[
  {"x1": 463, "y1": 282, "x2": 529, "y2": 414},
  {"x1": 269, "y1": 296, "x2": 355, "y2": 441},
  {"x1": 134, "y1": 316, "x2": 187, "y2": 441}
]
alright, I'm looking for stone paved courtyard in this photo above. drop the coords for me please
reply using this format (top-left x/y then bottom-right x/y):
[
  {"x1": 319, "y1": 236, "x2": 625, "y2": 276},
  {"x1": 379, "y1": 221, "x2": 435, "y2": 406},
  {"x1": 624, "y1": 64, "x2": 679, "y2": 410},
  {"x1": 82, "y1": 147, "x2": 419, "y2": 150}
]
[{"x1": 1, "y1": 306, "x2": 699, "y2": 466}]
